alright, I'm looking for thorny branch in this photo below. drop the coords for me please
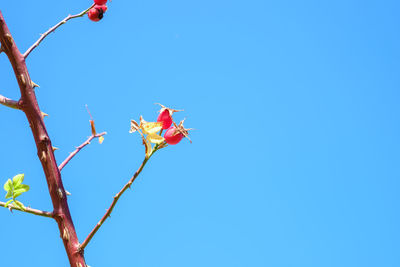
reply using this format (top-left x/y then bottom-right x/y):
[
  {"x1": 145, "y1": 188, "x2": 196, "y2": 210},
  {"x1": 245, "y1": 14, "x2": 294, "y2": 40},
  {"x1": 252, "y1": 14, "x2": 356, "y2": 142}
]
[
  {"x1": 58, "y1": 132, "x2": 107, "y2": 172},
  {"x1": 0, "y1": 10, "x2": 87, "y2": 266},
  {"x1": 0, "y1": 201, "x2": 53, "y2": 218},
  {"x1": 23, "y1": 4, "x2": 94, "y2": 58},
  {"x1": 79, "y1": 147, "x2": 160, "y2": 251}
]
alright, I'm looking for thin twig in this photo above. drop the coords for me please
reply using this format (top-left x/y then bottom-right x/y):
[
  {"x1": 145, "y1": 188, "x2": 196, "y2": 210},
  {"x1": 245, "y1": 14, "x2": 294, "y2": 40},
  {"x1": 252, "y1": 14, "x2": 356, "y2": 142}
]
[
  {"x1": 23, "y1": 4, "x2": 94, "y2": 58},
  {"x1": 0, "y1": 201, "x2": 53, "y2": 218},
  {"x1": 79, "y1": 151, "x2": 157, "y2": 251},
  {"x1": 0, "y1": 94, "x2": 20, "y2": 109},
  {"x1": 58, "y1": 132, "x2": 107, "y2": 172}
]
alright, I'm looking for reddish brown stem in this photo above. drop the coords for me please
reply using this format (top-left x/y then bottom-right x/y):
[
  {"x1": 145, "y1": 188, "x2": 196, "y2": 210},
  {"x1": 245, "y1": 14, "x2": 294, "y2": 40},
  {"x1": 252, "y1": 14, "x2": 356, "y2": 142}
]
[
  {"x1": 80, "y1": 156, "x2": 151, "y2": 251},
  {"x1": 0, "y1": 94, "x2": 20, "y2": 109},
  {"x1": 0, "y1": 11, "x2": 86, "y2": 266},
  {"x1": 23, "y1": 4, "x2": 94, "y2": 58},
  {"x1": 59, "y1": 132, "x2": 106, "y2": 172}
]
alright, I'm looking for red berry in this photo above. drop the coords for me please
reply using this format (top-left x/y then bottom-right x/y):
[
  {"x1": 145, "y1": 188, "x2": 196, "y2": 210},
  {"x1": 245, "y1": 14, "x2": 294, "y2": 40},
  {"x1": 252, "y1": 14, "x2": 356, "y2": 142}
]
[
  {"x1": 94, "y1": 0, "x2": 107, "y2": 5},
  {"x1": 164, "y1": 127, "x2": 184, "y2": 145},
  {"x1": 87, "y1": 5, "x2": 107, "y2": 22},
  {"x1": 97, "y1": 4, "x2": 108, "y2": 12},
  {"x1": 157, "y1": 109, "x2": 173, "y2": 129},
  {"x1": 88, "y1": 8, "x2": 100, "y2": 21}
]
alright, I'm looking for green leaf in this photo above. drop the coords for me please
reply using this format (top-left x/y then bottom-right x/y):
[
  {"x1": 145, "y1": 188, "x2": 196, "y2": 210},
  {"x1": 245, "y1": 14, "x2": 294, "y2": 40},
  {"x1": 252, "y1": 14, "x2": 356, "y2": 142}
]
[
  {"x1": 18, "y1": 184, "x2": 29, "y2": 192},
  {"x1": 4, "y1": 199, "x2": 13, "y2": 208},
  {"x1": 3, "y1": 179, "x2": 12, "y2": 192},
  {"x1": 12, "y1": 174, "x2": 24, "y2": 188},
  {"x1": 13, "y1": 185, "x2": 29, "y2": 198},
  {"x1": 13, "y1": 189, "x2": 26, "y2": 198},
  {"x1": 5, "y1": 190, "x2": 12, "y2": 199},
  {"x1": 14, "y1": 200, "x2": 25, "y2": 211}
]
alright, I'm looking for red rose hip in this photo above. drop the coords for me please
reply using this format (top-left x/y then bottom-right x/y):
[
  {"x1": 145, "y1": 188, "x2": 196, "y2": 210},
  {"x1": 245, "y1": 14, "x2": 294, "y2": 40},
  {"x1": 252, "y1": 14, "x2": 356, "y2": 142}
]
[
  {"x1": 156, "y1": 103, "x2": 182, "y2": 129},
  {"x1": 94, "y1": 0, "x2": 108, "y2": 5},
  {"x1": 164, "y1": 119, "x2": 192, "y2": 145},
  {"x1": 157, "y1": 109, "x2": 173, "y2": 129},
  {"x1": 88, "y1": 5, "x2": 107, "y2": 21},
  {"x1": 164, "y1": 127, "x2": 184, "y2": 145}
]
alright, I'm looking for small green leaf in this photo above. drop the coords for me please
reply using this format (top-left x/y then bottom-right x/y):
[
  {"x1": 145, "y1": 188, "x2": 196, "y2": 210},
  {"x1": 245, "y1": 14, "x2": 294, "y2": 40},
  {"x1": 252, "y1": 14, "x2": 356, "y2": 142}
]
[
  {"x1": 13, "y1": 185, "x2": 29, "y2": 198},
  {"x1": 3, "y1": 179, "x2": 12, "y2": 192},
  {"x1": 14, "y1": 200, "x2": 25, "y2": 211},
  {"x1": 18, "y1": 184, "x2": 29, "y2": 192},
  {"x1": 4, "y1": 199, "x2": 13, "y2": 208},
  {"x1": 13, "y1": 189, "x2": 26, "y2": 198},
  {"x1": 12, "y1": 174, "x2": 24, "y2": 188},
  {"x1": 5, "y1": 190, "x2": 12, "y2": 199}
]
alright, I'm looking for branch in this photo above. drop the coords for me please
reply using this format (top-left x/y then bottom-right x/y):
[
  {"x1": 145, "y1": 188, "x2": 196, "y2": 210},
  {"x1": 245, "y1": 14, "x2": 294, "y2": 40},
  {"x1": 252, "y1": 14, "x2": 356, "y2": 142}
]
[
  {"x1": 80, "y1": 153, "x2": 155, "y2": 251},
  {"x1": 0, "y1": 201, "x2": 53, "y2": 218},
  {"x1": 58, "y1": 132, "x2": 107, "y2": 171},
  {"x1": 0, "y1": 11, "x2": 87, "y2": 266},
  {"x1": 23, "y1": 4, "x2": 94, "y2": 58},
  {"x1": 0, "y1": 94, "x2": 20, "y2": 109}
]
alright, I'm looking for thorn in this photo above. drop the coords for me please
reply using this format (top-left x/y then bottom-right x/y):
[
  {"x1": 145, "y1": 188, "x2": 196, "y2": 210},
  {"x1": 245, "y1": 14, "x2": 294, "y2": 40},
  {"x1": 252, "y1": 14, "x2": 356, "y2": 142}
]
[
  {"x1": 19, "y1": 74, "x2": 26, "y2": 86},
  {"x1": 63, "y1": 227, "x2": 70, "y2": 241},
  {"x1": 65, "y1": 190, "x2": 71, "y2": 196},
  {"x1": 57, "y1": 188, "x2": 64, "y2": 199},
  {"x1": 41, "y1": 150, "x2": 47, "y2": 161},
  {"x1": 5, "y1": 34, "x2": 13, "y2": 46},
  {"x1": 52, "y1": 146, "x2": 59, "y2": 151},
  {"x1": 31, "y1": 81, "x2": 40, "y2": 88},
  {"x1": 41, "y1": 111, "x2": 49, "y2": 118}
]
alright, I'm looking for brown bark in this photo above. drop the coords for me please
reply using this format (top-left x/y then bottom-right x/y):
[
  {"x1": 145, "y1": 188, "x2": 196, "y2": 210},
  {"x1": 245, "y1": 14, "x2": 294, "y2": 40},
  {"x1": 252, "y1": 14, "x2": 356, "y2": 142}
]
[{"x1": 0, "y1": 11, "x2": 86, "y2": 266}]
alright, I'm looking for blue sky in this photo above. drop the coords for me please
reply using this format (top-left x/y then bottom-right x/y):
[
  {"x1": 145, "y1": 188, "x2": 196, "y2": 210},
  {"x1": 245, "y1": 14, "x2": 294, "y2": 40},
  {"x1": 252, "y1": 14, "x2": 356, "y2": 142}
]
[{"x1": 0, "y1": 0, "x2": 399, "y2": 266}]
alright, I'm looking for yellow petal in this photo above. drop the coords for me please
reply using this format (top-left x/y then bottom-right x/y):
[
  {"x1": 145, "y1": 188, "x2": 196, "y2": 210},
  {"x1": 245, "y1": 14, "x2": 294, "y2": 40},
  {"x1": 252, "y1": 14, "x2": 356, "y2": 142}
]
[
  {"x1": 141, "y1": 121, "x2": 163, "y2": 135},
  {"x1": 139, "y1": 116, "x2": 146, "y2": 127},
  {"x1": 147, "y1": 133, "x2": 165, "y2": 144},
  {"x1": 142, "y1": 135, "x2": 152, "y2": 158},
  {"x1": 98, "y1": 136, "x2": 104, "y2": 144}
]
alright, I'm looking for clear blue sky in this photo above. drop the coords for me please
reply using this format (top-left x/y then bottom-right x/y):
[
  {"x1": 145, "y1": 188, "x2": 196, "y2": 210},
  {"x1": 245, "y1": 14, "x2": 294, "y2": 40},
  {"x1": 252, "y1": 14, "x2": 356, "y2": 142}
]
[{"x1": 1, "y1": 0, "x2": 399, "y2": 266}]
